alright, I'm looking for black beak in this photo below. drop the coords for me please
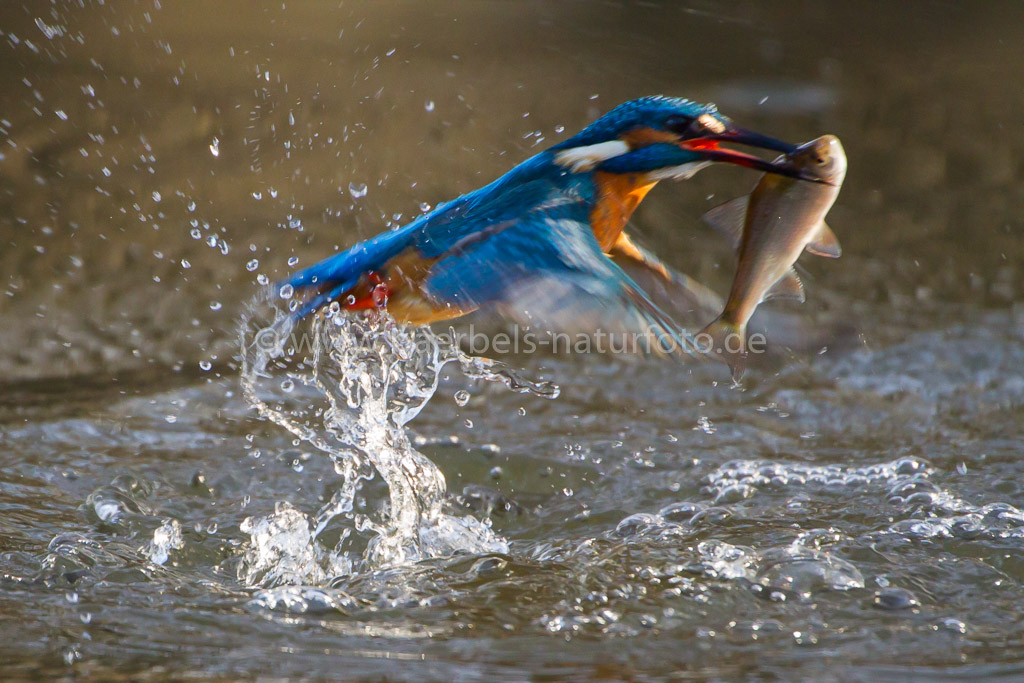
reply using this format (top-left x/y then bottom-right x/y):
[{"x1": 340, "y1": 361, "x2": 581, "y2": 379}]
[{"x1": 683, "y1": 125, "x2": 827, "y2": 183}]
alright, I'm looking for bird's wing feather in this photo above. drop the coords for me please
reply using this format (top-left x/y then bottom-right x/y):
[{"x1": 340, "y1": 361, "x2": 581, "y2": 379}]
[{"x1": 423, "y1": 185, "x2": 700, "y2": 357}]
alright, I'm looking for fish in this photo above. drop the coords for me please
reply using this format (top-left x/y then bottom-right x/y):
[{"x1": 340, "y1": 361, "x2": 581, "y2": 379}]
[{"x1": 697, "y1": 134, "x2": 847, "y2": 381}]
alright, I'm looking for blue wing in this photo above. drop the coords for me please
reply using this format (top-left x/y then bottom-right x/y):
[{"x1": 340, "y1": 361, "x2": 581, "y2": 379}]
[{"x1": 423, "y1": 181, "x2": 700, "y2": 357}]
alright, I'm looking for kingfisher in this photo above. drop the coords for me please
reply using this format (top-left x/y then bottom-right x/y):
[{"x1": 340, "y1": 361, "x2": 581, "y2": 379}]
[{"x1": 283, "y1": 96, "x2": 814, "y2": 354}]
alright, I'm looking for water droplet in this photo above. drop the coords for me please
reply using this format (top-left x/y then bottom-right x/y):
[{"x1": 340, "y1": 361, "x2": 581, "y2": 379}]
[
  {"x1": 257, "y1": 274, "x2": 269, "y2": 285},
  {"x1": 279, "y1": 284, "x2": 294, "y2": 299},
  {"x1": 518, "y1": 406, "x2": 527, "y2": 416},
  {"x1": 246, "y1": 259, "x2": 259, "y2": 271},
  {"x1": 419, "y1": 202, "x2": 432, "y2": 213},
  {"x1": 454, "y1": 390, "x2": 470, "y2": 407},
  {"x1": 209, "y1": 301, "x2": 222, "y2": 311},
  {"x1": 199, "y1": 360, "x2": 212, "y2": 371},
  {"x1": 65, "y1": 591, "x2": 79, "y2": 604},
  {"x1": 281, "y1": 378, "x2": 295, "y2": 393},
  {"x1": 464, "y1": 419, "x2": 473, "y2": 429},
  {"x1": 187, "y1": 200, "x2": 196, "y2": 212},
  {"x1": 287, "y1": 256, "x2": 299, "y2": 267},
  {"x1": 348, "y1": 182, "x2": 367, "y2": 199},
  {"x1": 152, "y1": 191, "x2": 161, "y2": 202},
  {"x1": 555, "y1": 124, "x2": 565, "y2": 133},
  {"x1": 165, "y1": 414, "x2": 177, "y2": 424},
  {"x1": 180, "y1": 259, "x2": 191, "y2": 269},
  {"x1": 489, "y1": 466, "x2": 503, "y2": 480},
  {"x1": 288, "y1": 112, "x2": 295, "y2": 126},
  {"x1": 425, "y1": 100, "x2": 435, "y2": 112},
  {"x1": 189, "y1": 228, "x2": 201, "y2": 239},
  {"x1": 252, "y1": 191, "x2": 262, "y2": 201},
  {"x1": 207, "y1": 235, "x2": 218, "y2": 248},
  {"x1": 101, "y1": 166, "x2": 111, "y2": 177},
  {"x1": 55, "y1": 109, "x2": 68, "y2": 120},
  {"x1": 209, "y1": 136, "x2": 220, "y2": 157}
]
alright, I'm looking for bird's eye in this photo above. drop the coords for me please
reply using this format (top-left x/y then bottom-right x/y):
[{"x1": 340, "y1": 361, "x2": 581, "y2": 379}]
[{"x1": 664, "y1": 115, "x2": 693, "y2": 135}]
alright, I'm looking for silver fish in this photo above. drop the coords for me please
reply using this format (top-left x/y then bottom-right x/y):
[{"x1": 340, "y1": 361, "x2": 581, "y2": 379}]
[{"x1": 698, "y1": 134, "x2": 847, "y2": 380}]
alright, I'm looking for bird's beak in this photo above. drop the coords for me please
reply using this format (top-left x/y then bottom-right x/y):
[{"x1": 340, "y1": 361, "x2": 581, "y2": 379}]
[{"x1": 681, "y1": 125, "x2": 825, "y2": 183}]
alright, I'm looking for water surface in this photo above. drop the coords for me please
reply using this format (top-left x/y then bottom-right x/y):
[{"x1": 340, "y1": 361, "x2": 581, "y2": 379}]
[{"x1": 2, "y1": 2, "x2": 1024, "y2": 679}]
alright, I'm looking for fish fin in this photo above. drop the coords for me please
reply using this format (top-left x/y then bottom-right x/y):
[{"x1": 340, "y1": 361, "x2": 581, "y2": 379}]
[
  {"x1": 697, "y1": 316, "x2": 747, "y2": 382},
  {"x1": 805, "y1": 222, "x2": 842, "y2": 258},
  {"x1": 763, "y1": 269, "x2": 805, "y2": 302},
  {"x1": 699, "y1": 196, "x2": 748, "y2": 250}
]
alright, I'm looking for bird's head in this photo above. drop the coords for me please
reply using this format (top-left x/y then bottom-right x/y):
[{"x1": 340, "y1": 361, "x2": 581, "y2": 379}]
[{"x1": 551, "y1": 95, "x2": 816, "y2": 182}]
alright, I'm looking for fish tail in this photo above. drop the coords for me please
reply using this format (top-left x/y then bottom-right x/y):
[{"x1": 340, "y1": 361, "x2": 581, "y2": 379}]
[{"x1": 697, "y1": 316, "x2": 748, "y2": 382}]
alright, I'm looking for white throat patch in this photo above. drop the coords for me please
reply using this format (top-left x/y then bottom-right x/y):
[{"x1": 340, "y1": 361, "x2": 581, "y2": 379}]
[
  {"x1": 553, "y1": 140, "x2": 631, "y2": 173},
  {"x1": 646, "y1": 161, "x2": 711, "y2": 181}
]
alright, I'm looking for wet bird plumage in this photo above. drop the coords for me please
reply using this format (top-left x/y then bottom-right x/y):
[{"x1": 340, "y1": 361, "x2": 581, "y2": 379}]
[{"x1": 284, "y1": 96, "x2": 806, "y2": 355}]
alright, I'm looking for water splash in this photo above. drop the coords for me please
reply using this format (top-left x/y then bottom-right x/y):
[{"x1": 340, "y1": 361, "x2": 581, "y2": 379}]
[{"x1": 238, "y1": 296, "x2": 554, "y2": 584}]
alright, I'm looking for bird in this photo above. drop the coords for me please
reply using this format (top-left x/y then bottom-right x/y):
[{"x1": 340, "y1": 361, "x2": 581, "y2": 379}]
[{"x1": 282, "y1": 96, "x2": 811, "y2": 356}]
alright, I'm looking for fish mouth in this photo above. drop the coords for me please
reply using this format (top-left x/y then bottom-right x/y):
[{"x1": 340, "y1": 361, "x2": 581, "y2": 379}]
[{"x1": 681, "y1": 126, "x2": 832, "y2": 184}]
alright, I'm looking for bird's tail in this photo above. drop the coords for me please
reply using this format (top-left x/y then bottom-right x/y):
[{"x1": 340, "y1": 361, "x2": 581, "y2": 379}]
[
  {"x1": 697, "y1": 316, "x2": 747, "y2": 383},
  {"x1": 280, "y1": 228, "x2": 413, "y2": 319}
]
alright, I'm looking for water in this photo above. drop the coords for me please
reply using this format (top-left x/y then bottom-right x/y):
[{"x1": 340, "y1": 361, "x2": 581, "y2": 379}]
[{"x1": 3, "y1": 1, "x2": 1024, "y2": 679}]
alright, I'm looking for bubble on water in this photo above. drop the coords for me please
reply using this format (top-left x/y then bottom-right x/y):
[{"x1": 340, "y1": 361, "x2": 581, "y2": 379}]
[
  {"x1": 464, "y1": 419, "x2": 473, "y2": 429},
  {"x1": 348, "y1": 182, "x2": 367, "y2": 199},
  {"x1": 424, "y1": 100, "x2": 435, "y2": 112},
  {"x1": 165, "y1": 414, "x2": 177, "y2": 424},
  {"x1": 518, "y1": 406, "x2": 526, "y2": 416},
  {"x1": 209, "y1": 136, "x2": 220, "y2": 157},
  {"x1": 190, "y1": 228, "x2": 201, "y2": 239},
  {"x1": 453, "y1": 390, "x2": 470, "y2": 407},
  {"x1": 756, "y1": 545, "x2": 864, "y2": 596},
  {"x1": 180, "y1": 259, "x2": 191, "y2": 269},
  {"x1": 209, "y1": 301, "x2": 222, "y2": 311},
  {"x1": 247, "y1": 259, "x2": 259, "y2": 271},
  {"x1": 287, "y1": 256, "x2": 299, "y2": 267},
  {"x1": 278, "y1": 284, "x2": 294, "y2": 299},
  {"x1": 419, "y1": 202, "x2": 431, "y2": 213},
  {"x1": 65, "y1": 591, "x2": 79, "y2": 603},
  {"x1": 281, "y1": 378, "x2": 295, "y2": 393},
  {"x1": 187, "y1": 199, "x2": 196, "y2": 212},
  {"x1": 101, "y1": 166, "x2": 111, "y2": 177},
  {"x1": 199, "y1": 360, "x2": 212, "y2": 371},
  {"x1": 152, "y1": 191, "x2": 161, "y2": 202},
  {"x1": 873, "y1": 587, "x2": 920, "y2": 611}
]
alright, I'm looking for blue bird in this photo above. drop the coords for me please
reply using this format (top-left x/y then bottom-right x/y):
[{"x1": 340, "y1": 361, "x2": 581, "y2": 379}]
[{"x1": 283, "y1": 96, "x2": 810, "y2": 354}]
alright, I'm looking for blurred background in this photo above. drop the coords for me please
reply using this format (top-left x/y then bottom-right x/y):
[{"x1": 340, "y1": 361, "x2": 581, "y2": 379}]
[
  {"x1": 2, "y1": 1, "x2": 1021, "y2": 381},
  {"x1": 3, "y1": 2, "x2": 1024, "y2": 679}
]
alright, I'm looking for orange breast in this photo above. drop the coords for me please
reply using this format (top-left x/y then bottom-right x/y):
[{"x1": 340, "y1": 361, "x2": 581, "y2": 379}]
[{"x1": 590, "y1": 172, "x2": 658, "y2": 251}]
